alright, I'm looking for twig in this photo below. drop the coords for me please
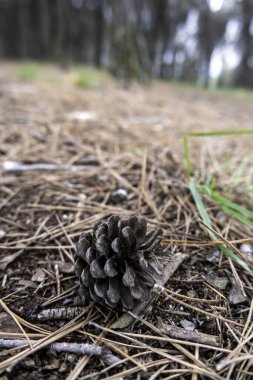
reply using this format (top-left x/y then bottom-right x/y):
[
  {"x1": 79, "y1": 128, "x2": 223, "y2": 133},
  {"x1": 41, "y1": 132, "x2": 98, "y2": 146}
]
[
  {"x1": 158, "y1": 323, "x2": 219, "y2": 347},
  {"x1": 29, "y1": 307, "x2": 84, "y2": 322},
  {"x1": 154, "y1": 285, "x2": 243, "y2": 327},
  {"x1": 198, "y1": 219, "x2": 253, "y2": 272},
  {"x1": 54, "y1": 263, "x2": 61, "y2": 296},
  {"x1": 1, "y1": 161, "x2": 95, "y2": 173},
  {"x1": 111, "y1": 252, "x2": 188, "y2": 329},
  {"x1": 0, "y1": 339, "x2": 120, "y2": 366}
]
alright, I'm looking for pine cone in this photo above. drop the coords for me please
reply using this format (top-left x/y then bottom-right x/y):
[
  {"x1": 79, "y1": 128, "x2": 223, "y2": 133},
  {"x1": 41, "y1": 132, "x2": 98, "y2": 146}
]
[{"x1": 74, "y1": 215, "x2": 164, "y2": 310}]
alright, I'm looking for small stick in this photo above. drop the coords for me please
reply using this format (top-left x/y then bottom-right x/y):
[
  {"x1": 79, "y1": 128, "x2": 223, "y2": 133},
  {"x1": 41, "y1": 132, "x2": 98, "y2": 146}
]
[
  {"x1": 111, "y1": 252, "x2": 188, "y2": 329},
  {"x1": 54, "y1": 264, "x2": 61, "y2": 296},
  {"x1": 1, "y1": 161, "x2": 95, "y2": 173},
  {"x1": 29, "y1": 307, "x2": 84, "y2": 322},
  {"x1": 198, "y1": 219, "x2": 253, "y2": 272},
  {"x1": 158, "y1": 324, "x2": 219, "y2": 347},
  {"x1": 154, "y1": 285, "x2": 243, "y2": 327},
  {"x1": 0, "y1": 339, "x2": 120, "y2": 366}
]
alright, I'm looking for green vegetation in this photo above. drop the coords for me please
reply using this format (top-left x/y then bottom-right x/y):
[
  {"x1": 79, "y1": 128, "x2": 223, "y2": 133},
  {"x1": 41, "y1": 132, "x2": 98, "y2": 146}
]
[
  {"x1": 184, "y1": 130, "x2": 253, "y2": 275},
  {"x1": 14, "y1": 62, "x2": 110, "y2": 88},
  {"x1": 16, "y1": 62, "x2": 59, "y2": 83},
  {"x1": 73, "y1": 66, "x2": 110, "y2": 88},
  {"x1": 184, "y1": 130, "x2": 253, "y2": 177},
  {"x1": 17, "y1": 62, "x2": 41, "y2": 81}
]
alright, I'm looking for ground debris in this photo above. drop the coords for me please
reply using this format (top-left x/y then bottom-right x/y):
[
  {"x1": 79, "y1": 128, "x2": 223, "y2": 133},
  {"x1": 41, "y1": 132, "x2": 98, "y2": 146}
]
[
  {"x1": 51, "y1": 261, "x2": 74, "y2": 274},
  {"x1": 205, "y1": 272, "x2": 229, "y2": 290},
  {"x1": 0, "y1": 339, "x2": 121, "y2": 367},
  {"x1": 111, "y1": 252, "x2": 187, "y2": 329},
  {"x1": 0, "y1": 229, "x2": 6, "y2": 240},
  {"x1": 29, "y1": 307, "x2": 84, "y2": 322},
  {"x1": 205, "y1": 249, "x2": 220, "y2": 264},
  {"x1": 31, "y1": 268, "x2": 46, "y2": 282},
  {"x1": 0, "y1": 312, "x2": 21, "y2": 333},
  {"x1": 180, "y1": 319, "x2": 196, "y2": 331},
  {"x1": 158, "y1": 318, "x2": 219, "y2": 346},
  {"x1": 228, "y1": 279, "x2": 248, "y2": 305},
  {"x1": 1, "y1": 161, "x2": 95, "y2": 173}
]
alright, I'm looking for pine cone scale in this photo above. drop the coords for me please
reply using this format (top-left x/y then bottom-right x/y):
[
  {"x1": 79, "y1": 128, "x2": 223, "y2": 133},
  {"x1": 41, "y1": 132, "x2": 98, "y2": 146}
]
[
  {"x1": 90, "y1": 258, "x2": 107, "y2": 279},
  {"x1": 120, "y1": 285, "x2": 134, "y2": 310},
  {"x1": 122, "y1": 263, "x2": 135, "y2": 287},
  {"x1": 104, "y1": 257, "x2": 118, "y2": 277},
  {"x1": 107, "y1": 277, "x2": 120, "y2": 304}
]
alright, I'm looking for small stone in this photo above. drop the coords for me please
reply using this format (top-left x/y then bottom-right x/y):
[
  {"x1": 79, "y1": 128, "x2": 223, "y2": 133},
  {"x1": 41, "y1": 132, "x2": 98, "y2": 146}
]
[
  {"x1": 229, "y1": 281, "x2": 248, "y2": 305},
  {"x1": 98, "y1": 175, "x2": 108, "y2": 182},
  {"x1": 22, "y1": 358, "x2": 36, "y2": 369},
  {"x1": 240, "y1": 244, "x2": 253, "y2": 262},
  {"x1": 32, "y1": 268, "x2": 46, "y2": 282},
  {"x1": 216, "y1": 211, "x2": 227, "y2": 224},
  {"x1": 67, "y1": 111, "x2": 96, "y2": 122},
  {"x1": 109, "y1": 188, "x2": 128, "y2": 204},
  {"x1": 44, "y1": 359, "x2": 60, "y2": 371},
  {"x1": 66, "y1": 354, "x2": 77, "y2": 363},
  {"x1": 52, "y1": 261, "x2": 74, "y2": 274},
  {"x1": 206, "y1": 249, "x2": 220, "y2": 264},
  {"x1": 0, "y1": 230, "x2": 6, "y2": 240},
  {"x1": 180, "y1": 319, "x2": 195, "y2": 331},
  {"x1": 59, "y1": 362, "x2": 68, "y2": 373},
  {"x1": 187, "y1": 290, "x2": 196, "y2": 298},
  {"x1": 240, "y1": 244, "x2": 253, "y2": 253},
  {"x1": 206, "y1": 272, "x2": 228, "y2": 290}
]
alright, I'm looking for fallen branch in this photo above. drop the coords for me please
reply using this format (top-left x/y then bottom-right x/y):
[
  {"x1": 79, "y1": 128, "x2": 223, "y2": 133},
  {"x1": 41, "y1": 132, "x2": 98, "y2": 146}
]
[{"x1": 0, "y1": 339, "x2": 120, "y2": 366}]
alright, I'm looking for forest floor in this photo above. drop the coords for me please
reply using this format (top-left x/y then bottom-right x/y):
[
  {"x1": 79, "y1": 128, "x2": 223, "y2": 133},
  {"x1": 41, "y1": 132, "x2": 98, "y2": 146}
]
[{"x1": 0, "y1": 62, "x2": 253, "y2": 380}]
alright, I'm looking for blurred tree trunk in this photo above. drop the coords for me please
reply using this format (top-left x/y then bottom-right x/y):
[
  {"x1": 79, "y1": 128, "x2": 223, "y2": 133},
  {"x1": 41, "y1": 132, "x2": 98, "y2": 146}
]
[
  {"x1": 235, "y1": 0, "x2": 253, "y2": 88},
  {"x1": 94, "y1": 0, "x2": 104, "y2": 67}
]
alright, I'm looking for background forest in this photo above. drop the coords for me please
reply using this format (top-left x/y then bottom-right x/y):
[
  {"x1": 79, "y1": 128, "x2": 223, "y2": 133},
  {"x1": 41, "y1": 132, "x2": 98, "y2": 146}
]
[{"x1": 0, "y1": 0, "x2": 253, "y2": 88}]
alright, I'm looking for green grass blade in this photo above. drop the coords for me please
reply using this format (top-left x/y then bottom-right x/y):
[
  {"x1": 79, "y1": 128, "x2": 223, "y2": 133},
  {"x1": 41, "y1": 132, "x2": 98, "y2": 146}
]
[
  {"x1": 189, "y1": 178, "x2": 216, "y2": 240},
  {"x1": 183, "y1": 129, "x2": 253, "y2": 177},
  {"x1": 220, "y1": 246, "x2": 253, "y2": 274},
  {"x1": 221, "y1": 206, "x2": 253, "y2": 229},
  {"x1": 211, "y1": 193, "x2": 253, "y2": 220},
  {"x1": 186, "y1": 130, "x2": 253, "y2": 137},
  {"x1": 189, "y1": 178, "x2": 253, "y2": 275}
]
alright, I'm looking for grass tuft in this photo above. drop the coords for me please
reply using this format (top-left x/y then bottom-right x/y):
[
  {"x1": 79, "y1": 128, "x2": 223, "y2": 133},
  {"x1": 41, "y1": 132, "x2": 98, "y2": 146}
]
[
  {"x1": 17, "y1": 63, "x2": 42, "y2": 81},
  {"x1": 74, "y1": 66, "x2": 109, "y2": 88},
  {"x1": 185, "y1": 129, "x2": 253, "y2": 275}
]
